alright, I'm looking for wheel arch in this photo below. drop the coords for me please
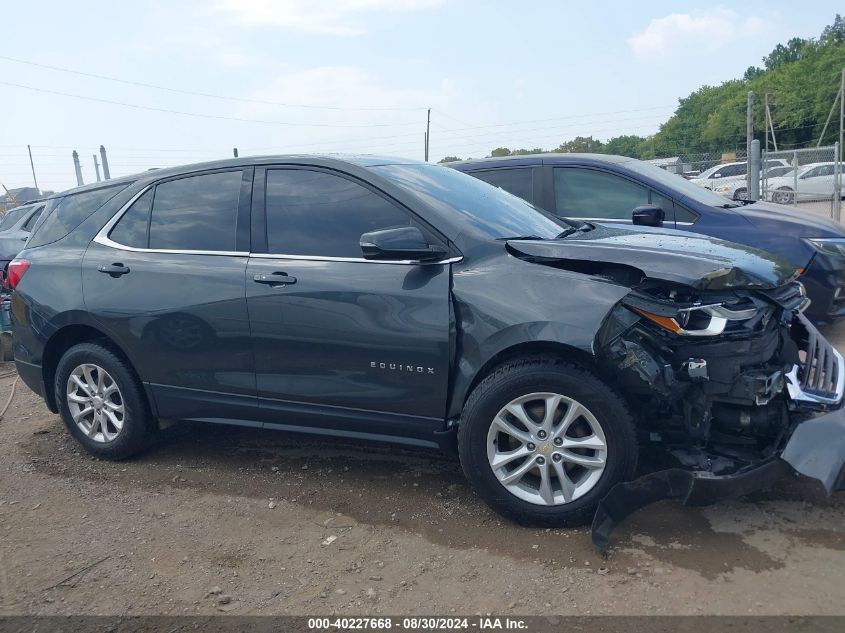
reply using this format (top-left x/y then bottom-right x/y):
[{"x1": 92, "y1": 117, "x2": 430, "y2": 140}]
[
  {"x1": 41, "y1": 323, "x2": 151, "y2": 415},
  {"x1": 449, "y1": 339, "x2": 596, "y2": 420}
]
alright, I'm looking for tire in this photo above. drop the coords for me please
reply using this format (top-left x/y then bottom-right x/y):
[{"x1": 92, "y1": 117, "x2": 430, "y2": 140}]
[
  {"x1": 733, "y1": 188, "x2": 748, "y2": 201},
  {"x1": 54, "y1": 342, "x2": 154, "y2": 459},
  {"x1": 773, "y1": 188, "x2": 794, "y2": 204},
  {"x1": 458, "y1": 356, "x2": 637, "y2": 527}
]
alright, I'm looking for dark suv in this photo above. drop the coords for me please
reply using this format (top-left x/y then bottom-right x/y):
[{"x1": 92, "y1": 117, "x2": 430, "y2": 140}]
[
  {"x1": 449, "y1": 154, "x2": 845, "y2": 323},
  {"x1": 9, "y1": 155, "x2": 845, "y2": 546}
]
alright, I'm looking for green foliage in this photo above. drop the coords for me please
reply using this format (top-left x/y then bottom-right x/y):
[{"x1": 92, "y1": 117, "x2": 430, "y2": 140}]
[
  {"x1": 483, "y1": 15, "x2": 845, "y2": 159},
  {"x1": 438, "y1": 156, "x2": 462, "y2": 163}
]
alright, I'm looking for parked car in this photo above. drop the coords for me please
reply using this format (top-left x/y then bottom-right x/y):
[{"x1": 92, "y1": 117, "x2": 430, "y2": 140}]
[
  {"x1": 450, "y1": 154, "x2": 845, "y2": 322},
  {"x1": 0, "y1": 201, "x2": 44, "y2": 285},
  {"x1": 711, "y1": 165, "x2": 795, "y2": 201},
  {"x1": 9, "y1": 155, "x2": 845, "y2": 548},
  {"x1": 764, "y1": 162, "x2": 841, "y2": 204},
  {"x1": 689, "y1": 159, "x2": 790, "y2": 189}
]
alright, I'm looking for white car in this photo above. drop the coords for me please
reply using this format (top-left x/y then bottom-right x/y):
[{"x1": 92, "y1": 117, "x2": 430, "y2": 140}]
[
  {"x1": 711, "y1": 165, "x2": 794, "y2": 201},
  {"x1": 764, "y1": 162, "x2": 840, "y2": 204},
  {"x1": 690, "y1": 159, "x2": 790, "y2": 192}
]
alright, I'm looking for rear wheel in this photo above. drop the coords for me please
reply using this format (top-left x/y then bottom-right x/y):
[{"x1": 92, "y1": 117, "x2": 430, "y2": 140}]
[
  {"x1": 773, "y1": 187, "x2": 794, "y2": 204},
  {"x1": 458, "y1": 357, "x2": 637, "y2": 527},
  {"x1": 55, "y1": 343, "x2": 154, "y2": 459},
  {"x1": 733, "y1": 187, "x2": 748, "y2": 201}
]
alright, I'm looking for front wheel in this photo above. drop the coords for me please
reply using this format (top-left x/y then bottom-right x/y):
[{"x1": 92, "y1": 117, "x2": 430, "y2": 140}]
[
  {"x1": 733, "y1": 187, "x2": 748, "y2": 201},
  {"x1": 458, "y1": 357, "x2": 637, "y2": 527}
]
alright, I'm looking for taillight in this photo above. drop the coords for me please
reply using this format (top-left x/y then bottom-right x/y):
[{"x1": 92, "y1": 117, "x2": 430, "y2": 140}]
[{"x1": 6, "y1": 258, "x2": 30, "y2": 290}]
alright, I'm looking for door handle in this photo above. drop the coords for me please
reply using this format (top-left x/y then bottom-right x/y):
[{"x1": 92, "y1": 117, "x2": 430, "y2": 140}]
[
  {"x1": 97, "y1": 263, "x2": 130, "y2": 277},
  {"x1": 253, "y1": 272, "x2": 297, "y2": 285}
]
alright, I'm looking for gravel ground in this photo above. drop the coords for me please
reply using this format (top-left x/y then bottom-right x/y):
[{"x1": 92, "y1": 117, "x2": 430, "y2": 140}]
[{"x1": 1, "y1": 323, "x2": 845, "y2": 616}]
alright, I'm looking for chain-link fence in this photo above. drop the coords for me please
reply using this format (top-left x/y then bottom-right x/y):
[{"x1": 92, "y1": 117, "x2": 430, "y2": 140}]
[{"x1": 761, "y1": 145, "x2": 842, "y2": 220}]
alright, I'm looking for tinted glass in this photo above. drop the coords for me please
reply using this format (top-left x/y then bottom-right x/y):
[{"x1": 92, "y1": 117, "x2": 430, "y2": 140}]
[
  {"x1": 622, "y1": 159, "x2": 739, "y2": 208},
  {"x1": 0, "y1": 205, "x2": 32, "y2": 230},
  {"x1": 149, "y1": 171, "x2": 242, "y2": 251},
  {"x1": 109, "y1": 189, "x2": 152, "y2": 248},
  {"x1": 372, "y1": 164, "x2": 568, "y2": 240},
  {"x1": 29, "y1": 184, "x2": 129, "y2": 248},
  {"x1": 471, "y1": 169, "x2": 533, "y2": 202},
  {"x1": 266, "y1": 169, "x2": 410, "y2": 257},
  {"x1": 22, "y1": 206, "x2": 44, "y2": 231},
  {"x1": 554, "y1": 168, "x2": 648, "y2": 219}
]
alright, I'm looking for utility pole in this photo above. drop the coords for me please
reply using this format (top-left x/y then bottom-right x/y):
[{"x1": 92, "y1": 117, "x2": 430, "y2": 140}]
[
  {"x1": 749, "y1": 139, "x2": 761, "y2": 201},
  {"x1": 27, "y1": 145, "x2": 39, "y2": 193},
  {"x1": 99, "y1": 145, "x2": 111, "y2": 180},
  {"x1": 746, "y1": 91, "x2": 754, "y2": 196},
  {"x1": 233, "y1": 147, "x2": 239, "y2": 158},
  {"x1": 93, "y1": 155, "x2": 102, "y2": 182},
  {"x1": 424, "y1": 108, "x2": 431, "y2": 162},
  {"x1": 72, "y1": 151, "x2": 83, "y2": 186}
]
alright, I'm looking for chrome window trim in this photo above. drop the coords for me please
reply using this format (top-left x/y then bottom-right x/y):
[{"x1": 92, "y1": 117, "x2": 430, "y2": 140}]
[
  {"x1": 249, "y1": 253, "x2": 463, "y2": 265},
  {"x1": 94, "y1": 185, "x2": 462, "y2": 265}
]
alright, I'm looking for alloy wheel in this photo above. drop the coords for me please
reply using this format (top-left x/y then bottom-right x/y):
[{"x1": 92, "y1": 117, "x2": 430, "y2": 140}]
[
  {"x1": 486, "y1": 392, "x2": 607, "y2": 505},
  {"x1": 66, "y1": 363, "x2": 125, "y2": 443}
]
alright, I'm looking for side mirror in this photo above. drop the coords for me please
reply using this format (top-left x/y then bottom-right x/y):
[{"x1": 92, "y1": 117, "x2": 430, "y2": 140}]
[
  {"x1": 360, "y1": 226, "x2": 447, "y2": 262},
  {"x1": 632, "y1": 205, "x2": 665, "y2": 227},
  {"x1": 712, "y1": 173, "x2": 722, "y2": 179}
]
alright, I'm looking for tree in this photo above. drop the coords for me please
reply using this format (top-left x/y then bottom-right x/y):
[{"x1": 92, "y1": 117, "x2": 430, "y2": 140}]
[
  {"x1": 821, "y1": 14, "x2": 845, "y2": 44},
  {"x1": 490, "y1": 147, "x2": 511, "y2": 157},
  {"x1": 604, "y1": 135, "x2": 647, "y2": 158},
  {"x1": 552, "y1": 136, "x2": 603, "y2": 153},
  {"x1": 438, "y1": 156, "x2": 462, "y2": 163}
]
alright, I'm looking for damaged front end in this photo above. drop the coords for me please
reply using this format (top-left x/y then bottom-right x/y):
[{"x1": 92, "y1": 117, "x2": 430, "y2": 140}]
[{"x1": 592, "y1": 277, "x2": 845, "y2": 551}]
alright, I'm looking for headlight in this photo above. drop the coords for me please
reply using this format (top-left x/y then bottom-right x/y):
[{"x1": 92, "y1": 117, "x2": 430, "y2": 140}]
[
  {"x1": 805, "y1": 238, "x2": 845, "y2": 258},
  {"x1": 632, "y1": 303, "x2": 758, "y2": 337}
]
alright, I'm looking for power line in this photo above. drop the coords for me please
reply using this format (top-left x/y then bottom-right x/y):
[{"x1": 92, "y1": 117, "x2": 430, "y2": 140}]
[
  {"x1": 0, "y1": 54, "x2": 428, "y2": 112},
  {"x1": 0, "y1": 81, "x2": 423, "y2": 129}
]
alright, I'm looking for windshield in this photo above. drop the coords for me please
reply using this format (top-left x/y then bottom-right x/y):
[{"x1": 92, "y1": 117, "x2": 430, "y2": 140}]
[
  {"x1": 621, "y1": 159, "x2": 740, "y2": 208},
  {"x1": 371, "y1": 163, "x2": 570, "y2": 240},
  {"x1": 0, "y1": 205, "x2": 33, "y2": 231},
  {"x1": 765, "y1": 166, "x2": 792, "y2": 178}
]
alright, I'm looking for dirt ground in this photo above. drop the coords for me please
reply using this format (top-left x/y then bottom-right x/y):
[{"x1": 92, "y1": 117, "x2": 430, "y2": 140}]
[{"x1": 2, "y1": 324, "x2": 845, "y2": 616}]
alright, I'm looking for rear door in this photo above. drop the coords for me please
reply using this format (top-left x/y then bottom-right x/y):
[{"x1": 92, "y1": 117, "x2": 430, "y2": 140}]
[
  {"x1": 82, "y1": 169, "x2": 257, "y2": 422},
  {"x1": 246, "y1": 166, "x2": 452, "y2": 441},
  {"x1": 801, "y1": 164, "x2": 836, "y2": 198}
]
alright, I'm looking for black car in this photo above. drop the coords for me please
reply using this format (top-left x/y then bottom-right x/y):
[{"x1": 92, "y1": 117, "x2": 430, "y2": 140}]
[
  {"x1": 449, "y1": 154, "x2": 845, "y2": 323},
  {"x1": 9, "y1": 155, "x2": 845, "y2": 547}
]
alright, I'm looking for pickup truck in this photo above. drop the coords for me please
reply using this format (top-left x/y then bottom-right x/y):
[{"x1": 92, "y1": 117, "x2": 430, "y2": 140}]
[{"x1": 9, "y1": 155, "x2": 845, "y2": 548}]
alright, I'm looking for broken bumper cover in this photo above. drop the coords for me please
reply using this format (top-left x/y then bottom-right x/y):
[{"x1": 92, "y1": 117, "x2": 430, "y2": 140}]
[{"x1": 593, "y1": 398, "x2": 845, "y2": 552}]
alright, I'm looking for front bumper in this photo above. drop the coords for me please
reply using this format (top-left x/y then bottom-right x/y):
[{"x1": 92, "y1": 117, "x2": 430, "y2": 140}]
[
  {"x1": 592, "y1": 406, "x2": 845, "y2": 551},
  {"x1": 592, "y1": 313, "x2": 845, "y2": 551}
]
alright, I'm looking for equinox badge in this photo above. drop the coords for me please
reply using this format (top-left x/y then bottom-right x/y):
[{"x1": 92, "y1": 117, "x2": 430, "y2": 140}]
[{"x1": 371, "y1": 361, "x2": 435, "y2": 375}]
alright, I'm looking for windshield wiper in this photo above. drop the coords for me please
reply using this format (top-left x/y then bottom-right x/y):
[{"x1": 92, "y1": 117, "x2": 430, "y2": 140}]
[
  {"x1": 555, "y1": 222, "x2": 596, "y2": 239},
  {"x1": 497, "y1": 235, "x2": 545, "y2": 241}
]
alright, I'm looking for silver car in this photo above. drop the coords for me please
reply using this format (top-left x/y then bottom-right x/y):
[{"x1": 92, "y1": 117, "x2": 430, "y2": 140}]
[{"x1": 0, "y1": 202, "x2": 44, "y2": 284}]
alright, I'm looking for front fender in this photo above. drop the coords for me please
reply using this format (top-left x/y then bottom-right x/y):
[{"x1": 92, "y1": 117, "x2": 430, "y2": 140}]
[{"x1": 446, "y1": 255, "x2": 631, "y2": 418}]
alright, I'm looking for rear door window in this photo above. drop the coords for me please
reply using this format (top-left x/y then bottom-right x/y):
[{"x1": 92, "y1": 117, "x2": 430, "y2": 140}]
[
  {"x1": 471, "y1": 168, "x2": 534, "y2": 203},
  {"x1": 109, "y1": 190, "x2": 153, "y2": 248},
  {"x1": 148, "y1": 171, "x2": 243, "y2": 252}
]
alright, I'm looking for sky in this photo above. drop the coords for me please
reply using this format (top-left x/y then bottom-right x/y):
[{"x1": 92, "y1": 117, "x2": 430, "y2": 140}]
[{"x1": 0, "y1": 0, "x2": 841, "y2": 192}]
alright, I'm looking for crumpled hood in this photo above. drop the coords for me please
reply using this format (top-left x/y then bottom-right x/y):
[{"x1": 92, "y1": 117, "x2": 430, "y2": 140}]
[
  {"x1": 507, "y1": 224, "x2": 798, "y2": 290},
  {"x1": 736, "y1": 200, "x2": 845, "y2": 238}
]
